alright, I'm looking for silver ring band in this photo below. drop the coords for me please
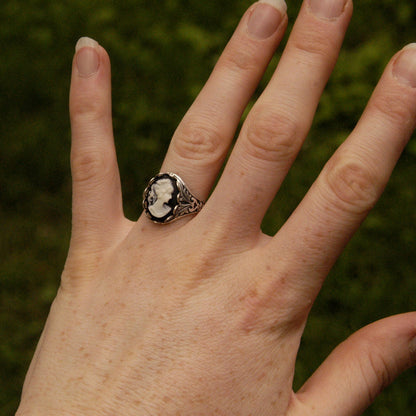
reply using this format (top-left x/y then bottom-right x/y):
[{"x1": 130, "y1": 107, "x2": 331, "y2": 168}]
[{"x1": 142, "y1": 173, "x2": 204, "y2": 224}]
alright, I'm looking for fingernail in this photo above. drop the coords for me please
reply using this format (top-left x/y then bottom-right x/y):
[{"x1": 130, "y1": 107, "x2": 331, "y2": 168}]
[
  {"x1": 393, "y1": 44, "x2": 416, "y2": 88},
  {"x1": 247, "y1": 0, "x2": 287, "y2": 39},
  {"x1": 75, "y1": 37, "x2": 100, "y2": 78},
  {"x1": 309, "y1": 0, "x2": 347, "y2": 19}
]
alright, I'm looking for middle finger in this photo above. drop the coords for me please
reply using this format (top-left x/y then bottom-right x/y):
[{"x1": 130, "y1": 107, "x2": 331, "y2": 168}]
[
  {"x1": 159, "y1": 0, "x2": 288, "y2": 201},
  {"x1": 209, "y1": 0, "x2": 352, "y2": 230}
]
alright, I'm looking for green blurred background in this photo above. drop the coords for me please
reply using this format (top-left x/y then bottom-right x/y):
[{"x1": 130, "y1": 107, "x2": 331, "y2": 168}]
[{"x1": 1, "y1": 0, "x2": 415, "y2": 414}]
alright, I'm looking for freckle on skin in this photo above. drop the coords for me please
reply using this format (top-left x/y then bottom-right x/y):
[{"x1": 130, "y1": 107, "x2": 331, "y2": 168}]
[
  {"x1": 257, "y1": 372, "x2": 266, "y2": 381},
  {"x1": 239, "y1": 287, "x2": 259, "y2": 303},
  {"x1": 249, "y1": 288, "x2": 258, "y2": 298}
]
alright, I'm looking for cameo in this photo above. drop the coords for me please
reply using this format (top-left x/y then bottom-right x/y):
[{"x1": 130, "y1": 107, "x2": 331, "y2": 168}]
[{"x1": 144, "y1": 174, "x2": 179, "y2": 222}]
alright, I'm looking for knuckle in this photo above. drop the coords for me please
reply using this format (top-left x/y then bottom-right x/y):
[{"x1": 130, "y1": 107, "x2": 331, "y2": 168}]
[
  {"x1": 367, "y1": 350, "x2": 394, "y2": 395},
  {"x1": 71, "y1": 150, "x2": 113, "y2": 184},
  {"x1": 291, "y1": 27, "x2": 335, "y2": 61},
  {"x1": 244, "y1": 111, "x2": 299, "y2": 162},
  {"x1": 237, "y1": 268, "x2": 307, "y2": 336},
  {"x1": 61, "y1": 250, "x2": 104, "y2": 290},
  {"x1": 173, "y1": 121, "x2": 226, "y2": 165},
  {"x1": 354, "y1": 340, "x2": 395, "y2": 404},
  {"x1": 221, "y1": 42, "x2": 259, "y2": 74},
  {"x1": 70, "y1": 93, "x2": 109, "y2": 123},
  {"x1": 323, "y1": 155, "x2": 379, "y2": 215},
  {"x1": 371, "y1": 91, "x2": 414, "y2": 127}
]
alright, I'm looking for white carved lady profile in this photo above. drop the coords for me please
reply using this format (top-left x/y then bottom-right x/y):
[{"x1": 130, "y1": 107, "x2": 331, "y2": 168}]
[{"x1": 147, "y1": 178, "x2": 174, "y2": 218}]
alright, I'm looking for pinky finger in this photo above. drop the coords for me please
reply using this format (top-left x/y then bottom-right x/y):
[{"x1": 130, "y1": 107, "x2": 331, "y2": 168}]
[
  {"x1": 70, "y1": 38, "x2": 126, "y2": 248},
  {"x1": 290, "y1": 313, "x2": 416, "y2": 416}
]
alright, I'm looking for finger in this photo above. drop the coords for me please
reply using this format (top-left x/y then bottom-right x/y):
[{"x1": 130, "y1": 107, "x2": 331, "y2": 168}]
[
  {"x1": 209, "y1": 0, "x2": 353, "y2": 229},
  {"x1": 159, "y1": 0, "x2": 288, "y2": 201},
  {"x1": 290, "y1": 313, "x2": 416, "y2": 416},
  {"x1": 69, "y1": 38, "x2": 125, "y2": 245},
  {"x1": 268, "y1": 44, "x2": 416, "y2": 299}
]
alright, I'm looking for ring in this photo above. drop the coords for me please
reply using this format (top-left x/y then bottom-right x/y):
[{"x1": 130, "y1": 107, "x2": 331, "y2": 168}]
[{"x1": 142, "y1": 172, "x2": 204, "y2": 224}]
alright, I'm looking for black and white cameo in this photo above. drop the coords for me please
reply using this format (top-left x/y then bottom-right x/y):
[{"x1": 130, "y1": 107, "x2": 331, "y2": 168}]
[{"x1": 143, "y1": 173, "x2": 179, "y2": 223}]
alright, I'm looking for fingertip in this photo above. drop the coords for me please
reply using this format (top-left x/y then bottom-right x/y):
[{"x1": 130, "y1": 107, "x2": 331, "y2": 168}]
[
  {"x1": 247, "y1": 0, "x2": 287, "y2": 40},
  {"x1": 392, "y1": 43, "x2": 416, "y2": 88},
  {"x1": 72, "y1": 37, "x2": 111, "y2": 81},
  {"x1": 258, "y1": 0, "x2": 287, "y2": 14},
  {"x1": 70, "y1": 36, "x2": 112, "y2": 120},
  {"x1": 74, "y1": 37, "x2": 100, "y2": 78},
  {"x1": 75, "y1": 37, "x2": 99, "y2": 52}
]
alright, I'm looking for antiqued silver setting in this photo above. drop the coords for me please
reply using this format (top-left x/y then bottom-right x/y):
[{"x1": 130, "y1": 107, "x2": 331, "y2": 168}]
[{"x1": 143, "y1": 173, "x2": 204, "y2": 224}]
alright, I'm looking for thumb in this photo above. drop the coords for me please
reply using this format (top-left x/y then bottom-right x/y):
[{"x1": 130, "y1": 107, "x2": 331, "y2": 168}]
[{"x1": 290, "y1": 313, "x2": 416, "y2": 416}]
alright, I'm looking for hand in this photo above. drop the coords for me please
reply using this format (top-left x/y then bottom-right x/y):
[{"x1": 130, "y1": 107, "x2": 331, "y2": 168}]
[{"x1": 17, "y1": 0, "x2": 416, "y2": 415}]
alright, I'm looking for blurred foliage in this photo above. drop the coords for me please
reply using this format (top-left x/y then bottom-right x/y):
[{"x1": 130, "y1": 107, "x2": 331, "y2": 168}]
[{"x1": 1, "y1": 0, "x2": 416, "y2": 414}]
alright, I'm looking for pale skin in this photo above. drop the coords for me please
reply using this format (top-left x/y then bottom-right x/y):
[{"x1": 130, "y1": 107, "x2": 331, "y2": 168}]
[{"x1": 16, "y1": 0, "x2": 416, "y2": 415}]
